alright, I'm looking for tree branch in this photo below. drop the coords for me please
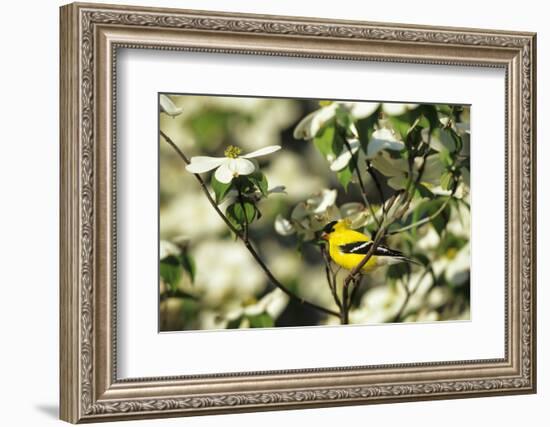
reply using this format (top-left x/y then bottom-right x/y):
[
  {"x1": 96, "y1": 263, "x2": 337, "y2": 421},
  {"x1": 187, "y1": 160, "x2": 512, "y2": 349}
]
[
  {"x1": 160, "y1": 130, "x2": 339, "y2": 318},
  {"x1": 342, "y1": 138, "x2": 382, "y2": 227},
  {"x1": 320, "y1": 245, "x2": 342, "y2": 310},
  {"x1": 366, "y1": 160, "x2": 386, "y2": 213},
  {"x1": 392, "y1": 267, "x2": 431, "y2": 323},
  {"x1": 388, "y1": 195, "x2": 453, "y2": 235},
  {"x1": 348, "y1": 275, "x2": 364, "y2": 309}
]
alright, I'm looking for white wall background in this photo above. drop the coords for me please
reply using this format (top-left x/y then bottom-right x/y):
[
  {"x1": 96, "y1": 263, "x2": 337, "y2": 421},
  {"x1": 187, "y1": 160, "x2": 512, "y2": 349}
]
[{"x1": 0, "y1": 0, "x2": 545, "y2": 425}]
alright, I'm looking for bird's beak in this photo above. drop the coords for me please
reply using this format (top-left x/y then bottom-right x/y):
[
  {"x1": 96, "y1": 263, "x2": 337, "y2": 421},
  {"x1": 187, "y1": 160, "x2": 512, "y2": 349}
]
[{"x1": 320, "y1": 232, "x2": 328, "y2": 241}]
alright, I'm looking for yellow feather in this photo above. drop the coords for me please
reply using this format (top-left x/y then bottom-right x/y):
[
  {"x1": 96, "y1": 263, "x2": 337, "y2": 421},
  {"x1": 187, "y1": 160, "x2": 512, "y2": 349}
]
[{"x1": 325, "y1": 222, "x2": 379, "y2": 272}]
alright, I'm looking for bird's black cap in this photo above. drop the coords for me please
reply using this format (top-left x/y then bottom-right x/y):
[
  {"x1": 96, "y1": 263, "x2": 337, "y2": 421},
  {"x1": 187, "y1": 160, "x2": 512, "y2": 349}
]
[{"x1": 322, "y1": 220, "x2": 338, "y2": 234}]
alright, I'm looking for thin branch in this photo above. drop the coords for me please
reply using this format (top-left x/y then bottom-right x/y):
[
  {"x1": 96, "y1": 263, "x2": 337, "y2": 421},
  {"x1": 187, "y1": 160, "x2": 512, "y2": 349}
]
[
  {"x1": 348, "y1": 275, "x2": 364, "y2": 309},
  {"x1": 160, "y1": 130, "x2": 239, "y2": 235},
  {"x1": 392, "y1": 267, "x2": 431, "y2": 323},
  {"x1": 341, "y1": 279, "x2": 350, "y2": 324},
  {"x1": 389, "y1": 195, "x2": 453, "y2": 235},
  {"x1": 236, "y1": 185, "x2": 249, "y2": 241},
  {"x1": 366, "y1": 160, "x2": 386, "y2": 213},
  {"x1": 320, "y1": 245, "x2": 342, "y2": 310},
  {"x1": 342, "y1": 138, "x2": 381, "y2": 227},
  {"x1": 160, "y1": 130, "x2": 339, "y2": 318}
]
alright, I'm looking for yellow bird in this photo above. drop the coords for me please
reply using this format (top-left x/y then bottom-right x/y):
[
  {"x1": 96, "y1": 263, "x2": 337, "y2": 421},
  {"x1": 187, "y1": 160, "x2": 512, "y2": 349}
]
[{"x1": 320, "y1": 220, "x2": 416, "y2": 272}]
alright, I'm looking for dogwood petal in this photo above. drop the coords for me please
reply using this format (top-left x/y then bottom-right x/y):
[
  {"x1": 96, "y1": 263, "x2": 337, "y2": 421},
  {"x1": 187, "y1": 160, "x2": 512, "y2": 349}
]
[
  {"x1": 329, "y1": 138, "x2": 360, "y2": 171},
  {"x1": 340, "y1": 202, "x2": 364, "y2": 217},
  {"x1": 242, "y1": 145, "x2": 281, "y2": 158},
  {"x1": 370, "y1": 150, "x2": 409, "y2": 176},
  {"x1": 214, "y1": 163, "x2": 235, "y2": 184},
  {"x1": 350, "y1": 102, "x2": 380, "y2": 119},
  {"x1": 274, "y1": 214, "x2": 296, "y2": 236},
  {"x1": 159, "y1": 240, "x2": 181, "y2": 259},
  {"x1": 293, "y1": 111, "x2": 316, "y2": 140},
  {"x1": 307, "y1": 189, "x2": 338, "y2": 214},
  {"x1": 387, "y1": 175, "x2": 409, "y2": 190},
  {"x1": 160, "y1": 94, "x2": 183, "y2": 117},
  {"x1": 185, "y1": 156, "x2": 226, "y2": 174},
  {"x1": 293, "y1": 104, "x2": 337, "y2": 140},
  {"x1": 382, "y1": 103, "x2": 418, "y2": 116},
  {"x1": 366, "y1": 129, "x2": 405, "y2": 158},
  {"x1": 268, "y1": 185, "x2": 287, "y2": 194},
  {"x1": 228, "y1": 158, "x2": 256, "y2": 176},
  {"x1": 243, "y1": 288, "x2": 289, "y2": 318}
]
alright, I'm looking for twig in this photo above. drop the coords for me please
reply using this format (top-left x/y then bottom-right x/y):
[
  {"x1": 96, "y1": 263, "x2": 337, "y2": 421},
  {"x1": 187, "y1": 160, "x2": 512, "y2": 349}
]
[
  {"x1": 321, "y1": 245, "x2": 342, "y2": 310},
  {"x1": 341, "y1": 279, "x2": 350, "y2": 324},
  {"x1": 348, "y1": 275, "x2": 364, "y2": 309},
  {"x1": 388, "y1": 195, "x2": 453, "y2": 235},
  {"x1": 366, "y1": 160, "x2": 386, "y2": 213},
  {"x1": 160, "y1": 130, "x2": 339, "y2": 318},
  {"x1": 342, "y1": 138, "x2": 381, "y2": 227},
  {"x1": 392, "y1": 267, "x2": 431, "y2": 323},
  {"x1": 236, "y1": 185, "x2": 249, "y2": 241}
]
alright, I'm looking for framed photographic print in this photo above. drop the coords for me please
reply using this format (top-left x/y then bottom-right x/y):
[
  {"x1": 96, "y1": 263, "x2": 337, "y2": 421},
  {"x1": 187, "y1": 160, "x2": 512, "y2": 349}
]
[{"x1": 60, "y1": 2, "x2": 537, "y2": 423}]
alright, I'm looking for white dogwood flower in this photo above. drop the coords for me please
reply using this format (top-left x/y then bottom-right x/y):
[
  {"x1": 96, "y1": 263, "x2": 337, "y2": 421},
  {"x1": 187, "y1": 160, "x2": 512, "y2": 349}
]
[{"x1": 185, "y1": 145, "x2": 281, "y2": 184}]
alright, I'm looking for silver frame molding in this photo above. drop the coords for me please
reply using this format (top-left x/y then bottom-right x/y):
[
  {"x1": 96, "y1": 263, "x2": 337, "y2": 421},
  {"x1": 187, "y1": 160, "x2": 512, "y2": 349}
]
[{"x1": 60, "y1": 2, "x2": 536, "y2": 423}]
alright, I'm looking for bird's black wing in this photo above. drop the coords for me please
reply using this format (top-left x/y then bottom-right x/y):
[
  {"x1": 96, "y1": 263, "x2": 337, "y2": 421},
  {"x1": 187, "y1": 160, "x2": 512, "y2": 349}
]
[{"x1": 339, "y1": 241, "x2": 405, "y2": 258}]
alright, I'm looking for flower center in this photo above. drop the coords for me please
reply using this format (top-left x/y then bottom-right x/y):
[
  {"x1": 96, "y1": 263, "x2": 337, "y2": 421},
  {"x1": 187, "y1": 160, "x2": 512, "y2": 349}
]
[
  {"x1": 318, "y1": 100, "x2": 333, "y2": 107},
  {"x1": 224, "y1": 145, "x2": 242, "y2": 159}
]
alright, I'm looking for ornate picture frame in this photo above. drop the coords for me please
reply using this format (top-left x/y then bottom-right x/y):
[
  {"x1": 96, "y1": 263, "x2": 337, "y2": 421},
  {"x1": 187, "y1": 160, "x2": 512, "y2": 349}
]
[{"x1": 60, "y1": 2, "x2": 536, "y2": 423}]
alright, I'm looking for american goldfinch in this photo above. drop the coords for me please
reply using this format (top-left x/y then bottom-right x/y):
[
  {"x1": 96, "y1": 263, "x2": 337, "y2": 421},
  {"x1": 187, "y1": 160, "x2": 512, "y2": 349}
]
[{"x1": 320, "y1": 220, "x2": 416, "y2": 272}]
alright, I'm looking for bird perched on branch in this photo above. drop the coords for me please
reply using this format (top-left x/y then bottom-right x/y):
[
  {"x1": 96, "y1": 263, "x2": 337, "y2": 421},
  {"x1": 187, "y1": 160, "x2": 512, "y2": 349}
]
[{"x1": 320, "y1": 220, "x2": 418, "y2": 273}]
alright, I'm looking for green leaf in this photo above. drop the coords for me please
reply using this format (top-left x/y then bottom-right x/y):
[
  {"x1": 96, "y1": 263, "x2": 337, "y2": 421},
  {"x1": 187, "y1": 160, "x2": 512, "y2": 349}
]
[
  {"x1": 419, "y1": 105, "x2": 440, "y2": 130},
  {"x1": 440, "y1": 172, "x2": 454, "y2": 191},
  {"x1": 313, "y1": 124, "x2": 336, "y2": 156},
  {"x1": 211, "y1": 174, "x2": 232, "y2": 204},
  {"x1": 336, "y1": 165, "x2": 354, "y2": 191},
  {"x1": 227, "y1": 201, "x2": 256, "y2": 225},
  {"x1": 431, "y1": 201, "x2": 452, "y2": 236},
  {"x1": 180, "y1": 253, "x2": 196, "y2": 284},
  {"x1": 249, "y1": 171, "x2": 269, "y2": 197},
  {"x1": 402, "y1": 197, "x2": 450, "y2": 237},
  {"x1": 415, "y1": 182, "x2": 435, "y2": 199},
  {"x1": 332, "y1": 130, "x2": 345, "y2": 155},
  {"x1": 388, "y1": 117, "x2": 410, "y2": 140},
  {"x1": 247, "y1": 313, "x2": 274, "y2": 328},
  {"x1": 160, "y1": 255, "x2": 183, "y2": 291},
  {"x1": 335, "y1": 105, "x2": 353, "y2": 130},
  {"x1": 356, "y1": 110, "x2": 379, "y2": 151},
  {"x1": 440, "y1": 128, "x2": 463, "y2": 153}
]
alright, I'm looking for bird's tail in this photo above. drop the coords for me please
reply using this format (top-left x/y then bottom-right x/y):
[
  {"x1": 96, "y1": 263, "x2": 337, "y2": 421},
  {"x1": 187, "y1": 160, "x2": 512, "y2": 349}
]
[
  {"x1": 386, "y1": 254, "x2": 423, "y2": 267},
  {"x1": 397, "y1": 255, "x2": 423, "y2": 266}
]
